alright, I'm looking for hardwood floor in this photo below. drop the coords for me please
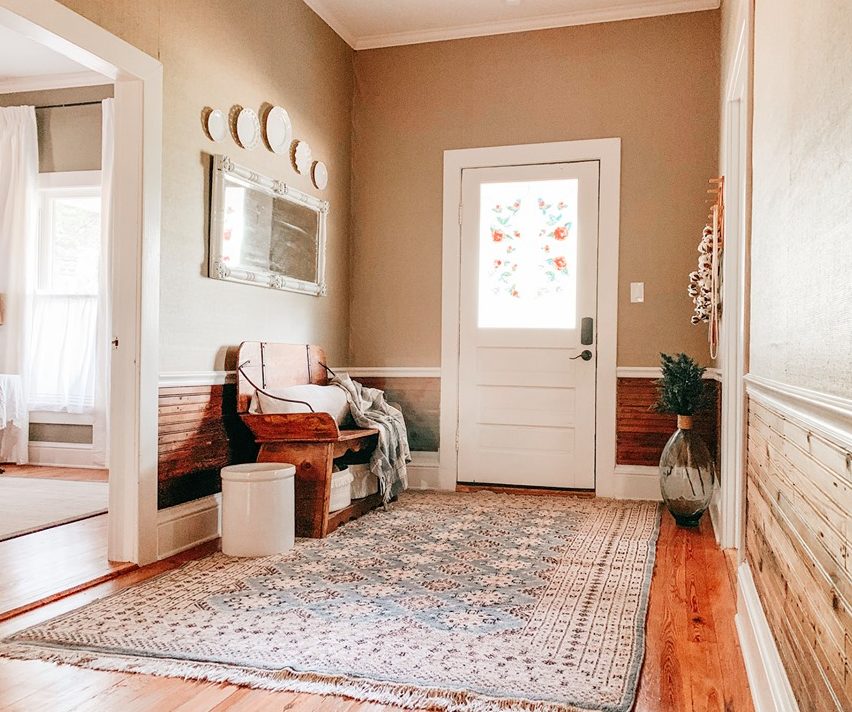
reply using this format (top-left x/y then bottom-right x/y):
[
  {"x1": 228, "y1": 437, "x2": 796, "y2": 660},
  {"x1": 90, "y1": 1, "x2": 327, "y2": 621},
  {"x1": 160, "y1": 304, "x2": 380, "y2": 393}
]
[
  {"x1": 0, "y1": 510, "x2": 754, "y2": 711},
  {"x1": 0, "y1": 465, "x2": 109, "y2": 482},
  {"x1": 0, "y1": 515, "x2": 134, "y2": 622}
]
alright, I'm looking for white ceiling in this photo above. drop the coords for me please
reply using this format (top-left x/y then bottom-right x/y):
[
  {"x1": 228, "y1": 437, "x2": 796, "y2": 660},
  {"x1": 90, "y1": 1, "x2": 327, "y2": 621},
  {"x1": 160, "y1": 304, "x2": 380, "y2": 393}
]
[{"x1": 303, "y1": 0, "x2": 720, "y2": 50}]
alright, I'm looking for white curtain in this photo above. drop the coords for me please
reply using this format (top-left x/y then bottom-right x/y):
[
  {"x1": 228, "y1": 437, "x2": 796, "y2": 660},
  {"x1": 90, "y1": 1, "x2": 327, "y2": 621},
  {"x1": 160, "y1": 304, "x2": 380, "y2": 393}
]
[
  {"x1": 92, "y1": 98, "x2": 114, "y2": 467},
  {"x1": 26, "y1": 295, "x2": 99, "y2": 412},
  {"x1": 0, "y1": 106, "x2": 38, "y2": 464}
]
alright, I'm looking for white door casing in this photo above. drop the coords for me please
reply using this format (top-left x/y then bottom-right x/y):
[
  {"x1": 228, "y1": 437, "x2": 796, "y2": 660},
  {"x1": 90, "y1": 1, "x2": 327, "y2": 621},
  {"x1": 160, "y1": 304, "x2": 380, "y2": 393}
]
[
  {"x1": 457, "y1": 162, "x2": 599, "y2": 488},
  {"x1": 440, "y1": 139, "x2": 621, "y2": 496},
  {"x1": 0, "y1": 0, "x2": 164, "y2": 564}
]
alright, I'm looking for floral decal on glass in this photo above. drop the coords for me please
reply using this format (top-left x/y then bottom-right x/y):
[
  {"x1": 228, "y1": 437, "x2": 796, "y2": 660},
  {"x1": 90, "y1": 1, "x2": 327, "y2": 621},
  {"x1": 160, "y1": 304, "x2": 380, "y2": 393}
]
[{"x1": 478, "y1": 180, "x2": 579, "y2": 329}]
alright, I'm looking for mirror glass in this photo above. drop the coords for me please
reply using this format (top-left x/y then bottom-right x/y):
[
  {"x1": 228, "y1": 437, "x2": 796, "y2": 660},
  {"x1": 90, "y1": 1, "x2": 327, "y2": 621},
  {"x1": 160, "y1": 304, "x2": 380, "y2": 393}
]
[{"x1": 209, "y1": 156, "x2": 327, "y2": 296}]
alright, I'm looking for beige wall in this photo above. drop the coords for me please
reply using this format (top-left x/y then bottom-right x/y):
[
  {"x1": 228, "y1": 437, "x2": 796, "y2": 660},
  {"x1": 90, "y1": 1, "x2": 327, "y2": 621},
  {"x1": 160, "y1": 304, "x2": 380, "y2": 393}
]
[
  {"x1": 350, "y1": 11, "x2": 720, "y2": 367},
  {"x1": 749, "y1": 0, "x2": 852, "y2": 397},
  {"x1": 57, "y1": 0, "x2": 355, "y2": 372},
  {"x1": 0, "y1": 85, "x2": 111, "y2": 173}
]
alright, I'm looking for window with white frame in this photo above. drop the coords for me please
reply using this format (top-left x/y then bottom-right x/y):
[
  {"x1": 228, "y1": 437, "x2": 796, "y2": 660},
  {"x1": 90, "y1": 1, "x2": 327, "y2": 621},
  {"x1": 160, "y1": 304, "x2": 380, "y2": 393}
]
[{"x1": 27, "y1": 172, "x2": 103, "y2": 412}]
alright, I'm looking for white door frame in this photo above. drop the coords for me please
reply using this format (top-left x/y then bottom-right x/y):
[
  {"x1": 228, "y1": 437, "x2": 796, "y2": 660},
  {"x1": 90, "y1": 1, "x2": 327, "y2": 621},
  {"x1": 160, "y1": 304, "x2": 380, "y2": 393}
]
[
  {"x1": 440, "y1": 139, "x2": 621, "y2": 494},
  {"x1": 717, "y1": 1, "x2": 752, "y2": 552},
  {"x1": 0, "y1": 0, "x2": 163, "y2": 564}
]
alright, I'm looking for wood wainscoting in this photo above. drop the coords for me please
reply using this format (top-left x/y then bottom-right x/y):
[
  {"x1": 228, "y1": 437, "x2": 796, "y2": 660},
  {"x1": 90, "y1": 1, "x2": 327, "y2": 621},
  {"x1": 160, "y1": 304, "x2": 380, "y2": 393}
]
[
  {"x1": 616, "y1": 377, "x2": 719, "y2": 466},
  {"x1": 158, "y1": 383, "x2": 256, "y2": 509},
  {"x1": 745, "y1": 396, "x2": 851, "y2": 711},
  {"x1": 354, "y1": 376, "x2": 440, "y2": 452}
]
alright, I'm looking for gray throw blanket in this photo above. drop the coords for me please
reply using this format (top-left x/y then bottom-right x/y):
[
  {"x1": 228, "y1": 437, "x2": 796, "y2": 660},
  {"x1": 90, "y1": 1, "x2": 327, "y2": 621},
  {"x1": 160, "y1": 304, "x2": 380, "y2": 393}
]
[{"x1": 331, "y1": 373, "x2": 410, "y2": 503}]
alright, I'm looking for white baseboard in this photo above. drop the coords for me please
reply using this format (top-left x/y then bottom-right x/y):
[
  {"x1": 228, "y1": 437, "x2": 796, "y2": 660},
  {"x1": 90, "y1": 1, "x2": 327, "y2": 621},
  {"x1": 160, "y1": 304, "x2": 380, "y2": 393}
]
[
  {"x1": 407, "y1": 451, "x2": 442, "y2": 489},
  {"x1": 28, "y1": 441, "x2": 99, "y2": 468},
  {"x1": 597, "y1": 465, "x2": 662, "y2": 500},
  {"x1": 156, "y1": 494, "x2": 221, "y2": 559},
  {"x1": 736, "y1": 562, "x2": 800, "y2": 712},
  {"x1": 708, "y1": 486, "x2": 722, "y2": 544}
]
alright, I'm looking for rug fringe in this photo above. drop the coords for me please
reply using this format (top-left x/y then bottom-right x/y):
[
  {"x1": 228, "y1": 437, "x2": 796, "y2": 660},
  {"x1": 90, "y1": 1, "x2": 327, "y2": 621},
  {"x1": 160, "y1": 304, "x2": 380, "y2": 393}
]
[{"x1": 0, "y1": 642, "x2": 596, "y2": 712}]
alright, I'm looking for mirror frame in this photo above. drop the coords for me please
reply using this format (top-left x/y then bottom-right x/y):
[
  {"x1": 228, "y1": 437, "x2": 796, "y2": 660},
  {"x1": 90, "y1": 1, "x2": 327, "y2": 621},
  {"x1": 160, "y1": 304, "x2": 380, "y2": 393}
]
[{"x1": 208, "y1": 154, "x2": 329, "y2": 296}]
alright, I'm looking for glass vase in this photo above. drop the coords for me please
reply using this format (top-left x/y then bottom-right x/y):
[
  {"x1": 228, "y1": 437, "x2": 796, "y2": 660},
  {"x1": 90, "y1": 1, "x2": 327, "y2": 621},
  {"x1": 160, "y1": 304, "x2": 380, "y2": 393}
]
[{"x1": 659, "y1": 416, "x2": 716, "y2": 527}]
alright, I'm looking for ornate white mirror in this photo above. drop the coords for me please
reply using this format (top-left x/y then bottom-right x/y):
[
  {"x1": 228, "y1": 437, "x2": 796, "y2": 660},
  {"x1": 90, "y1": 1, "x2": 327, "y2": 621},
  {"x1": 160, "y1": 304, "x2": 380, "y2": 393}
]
[{"x1": 208, "y1": 155, "x2": 328, "y2": 296}]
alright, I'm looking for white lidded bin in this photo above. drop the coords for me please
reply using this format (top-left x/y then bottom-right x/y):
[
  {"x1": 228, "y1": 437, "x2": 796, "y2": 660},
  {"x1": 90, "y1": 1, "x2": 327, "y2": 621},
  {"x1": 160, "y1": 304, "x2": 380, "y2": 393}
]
[
  {"x1": 329, "y1": 467, "x2": 353, "y2": 513},
  {"x1": 221, "y1": 462, "x2": 296, "y2": 557}
]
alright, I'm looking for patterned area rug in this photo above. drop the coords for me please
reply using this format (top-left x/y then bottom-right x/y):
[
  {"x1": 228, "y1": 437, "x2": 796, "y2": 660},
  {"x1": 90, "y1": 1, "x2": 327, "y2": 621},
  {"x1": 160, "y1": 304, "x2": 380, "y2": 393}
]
[{"x1": 1, "y1": 492, "x2": 660, "y2": 712}]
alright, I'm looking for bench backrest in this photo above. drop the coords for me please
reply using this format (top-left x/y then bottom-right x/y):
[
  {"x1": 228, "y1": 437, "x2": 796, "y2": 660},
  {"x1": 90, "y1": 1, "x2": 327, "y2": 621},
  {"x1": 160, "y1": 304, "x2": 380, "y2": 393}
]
[{"x1": 236, "y1": 342, "x2": 328, "y2": 414}]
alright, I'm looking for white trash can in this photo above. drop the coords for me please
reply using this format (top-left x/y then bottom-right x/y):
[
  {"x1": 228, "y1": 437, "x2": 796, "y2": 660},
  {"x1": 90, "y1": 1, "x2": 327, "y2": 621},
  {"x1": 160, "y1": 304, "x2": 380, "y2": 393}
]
[{"x1": 221, "y1": 462, "x2": 296, "y2": 557}]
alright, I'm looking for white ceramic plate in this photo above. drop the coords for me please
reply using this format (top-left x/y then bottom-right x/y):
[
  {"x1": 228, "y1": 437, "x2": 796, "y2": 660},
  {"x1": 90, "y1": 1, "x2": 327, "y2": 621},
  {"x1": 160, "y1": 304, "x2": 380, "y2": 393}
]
[
  {"x1": 265, "y1": 106, "x2": 292, "y2": 154},
  {"x1": 293, "y1": 140, "x2": 312, "y2": 175},
  {"x1": 312, "y1": 160, "x2": 328, "y2": 190},
  {"x1": 236, "y1": 107, "x2": 260, "y2": 150},
  {"x1": 207, "y1": 109, "x2": 227, "y2": 142}
]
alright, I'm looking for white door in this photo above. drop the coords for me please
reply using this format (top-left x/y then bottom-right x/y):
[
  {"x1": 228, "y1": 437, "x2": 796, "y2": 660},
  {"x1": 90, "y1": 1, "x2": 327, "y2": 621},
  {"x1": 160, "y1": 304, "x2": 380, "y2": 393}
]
[{"x1": 457, "y1": 161, "x2": 599, "y2": 489}]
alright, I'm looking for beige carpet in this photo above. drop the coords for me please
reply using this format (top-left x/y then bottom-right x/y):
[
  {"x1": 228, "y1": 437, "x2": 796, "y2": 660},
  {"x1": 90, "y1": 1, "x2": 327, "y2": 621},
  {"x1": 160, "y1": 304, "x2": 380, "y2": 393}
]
[
  {"x1": 0, "y1": 476, "x2": 108, "y2": 541},
  {"x1": 1, "y1": 492, "x2": 659, "y2": 711}
]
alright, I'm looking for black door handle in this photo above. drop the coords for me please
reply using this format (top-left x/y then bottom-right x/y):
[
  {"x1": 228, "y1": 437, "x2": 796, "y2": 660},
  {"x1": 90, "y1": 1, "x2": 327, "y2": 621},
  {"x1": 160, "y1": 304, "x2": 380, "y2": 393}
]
[{"x1": 570, "y1": 349, "x2": 593, "y2": 361}]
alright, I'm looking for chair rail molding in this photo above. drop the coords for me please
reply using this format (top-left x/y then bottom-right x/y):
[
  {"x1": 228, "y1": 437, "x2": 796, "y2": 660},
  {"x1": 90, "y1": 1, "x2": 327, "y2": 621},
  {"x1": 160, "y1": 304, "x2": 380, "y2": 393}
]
[
  {"x1": 159, "y1": 371, "x2": 236, "y2": 388},
  {"x1": 616, "y1": 366, "x2": 721, "y2": 380},
  {"x1": 333, "y1": 367, "x2": 441, "y2": 379},
  {"x1": 744, "y1": 373, "x2": 852, "y2": 451}
]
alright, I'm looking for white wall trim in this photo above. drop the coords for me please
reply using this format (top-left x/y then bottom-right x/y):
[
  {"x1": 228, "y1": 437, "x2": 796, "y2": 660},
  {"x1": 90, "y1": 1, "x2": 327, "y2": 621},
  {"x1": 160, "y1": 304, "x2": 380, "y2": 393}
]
[
  {"x1": 717, "y1": 0, "x2": 752, "y2": 552},
  {"x1": 745, "y1": 374, "x2": 852, "y2": 452},
  {"x1": 616, "y1": 366, "x2": 721, "y2": 380},
  {"x1": 28, "y1": 441, "x2": 98, "y2": 468},
  {"x1": 305, "y1": 0, "x2": 720, "y2": 51},
  {"x1": 0, "y1": 68, "x2": 109, "y2": 93},
  {"x1": 608, "y1": 465, "x2": 662, "y2": 500},
  {"x1": 441, "y1": 139, "x2": 621, "y2": 497},
  {"x1": 736, "y1": 562, "x2": 800, "y2": 712},
  {"x1": 407, "y1": 451, "x2": 441, "y2": 490},
  {"x1": 159, "y1": 371, "x2": 236, "y2": 388},
  {"x1": 300, "y1": 0, "x2": 357, "y2": 48},
  {"x1": 156, "y1": 493, "x2": 221, "y2": 560},
  {"x1": 336, "y1": 367, "x2": 441, "y2": 379},
  {"x1": 158, "y1": 368, "x2": 441, "y2": 389},
  {"x1": 0, "y1": 0, "x2": 164, "y2": 565}
]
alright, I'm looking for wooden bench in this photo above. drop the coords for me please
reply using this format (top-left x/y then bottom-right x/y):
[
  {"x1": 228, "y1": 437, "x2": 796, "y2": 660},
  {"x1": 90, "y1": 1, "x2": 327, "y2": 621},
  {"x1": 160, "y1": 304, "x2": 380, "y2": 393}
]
[{"x1": 237, "y1": 342, "x2": 381, "y2": 538}]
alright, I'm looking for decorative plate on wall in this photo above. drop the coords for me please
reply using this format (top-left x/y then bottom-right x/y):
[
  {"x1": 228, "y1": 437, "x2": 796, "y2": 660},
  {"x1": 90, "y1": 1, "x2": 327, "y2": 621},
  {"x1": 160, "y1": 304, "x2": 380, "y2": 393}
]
[
  {"x1": 265, "y1": 106, "x2": 292, "y2": 154},
  {"x1": 293, "y1": 140, "x2": 312, "y2": 175},
  {"x1": 206, "y1": 109, "x2": 228, "y2": 143},
  {"x1": 236, "y1": 107, "x2": 261, "y2": 150},
  {"x1": 312, "y1": 160, "x2": 328, "y2": 190}
]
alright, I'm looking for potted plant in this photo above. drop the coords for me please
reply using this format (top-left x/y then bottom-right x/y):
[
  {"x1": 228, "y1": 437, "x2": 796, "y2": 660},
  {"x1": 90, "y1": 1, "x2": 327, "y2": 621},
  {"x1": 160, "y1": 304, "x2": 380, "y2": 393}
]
[{"x1": 654, "y1": 353, "x2": 716, "y2": 526}]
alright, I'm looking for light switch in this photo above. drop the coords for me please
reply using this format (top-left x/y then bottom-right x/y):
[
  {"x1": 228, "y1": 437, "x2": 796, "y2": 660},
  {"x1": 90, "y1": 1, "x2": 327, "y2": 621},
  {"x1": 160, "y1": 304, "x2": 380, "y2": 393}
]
[{"x1": 630, "y1": 282, "x2": 645, "y2": 303}]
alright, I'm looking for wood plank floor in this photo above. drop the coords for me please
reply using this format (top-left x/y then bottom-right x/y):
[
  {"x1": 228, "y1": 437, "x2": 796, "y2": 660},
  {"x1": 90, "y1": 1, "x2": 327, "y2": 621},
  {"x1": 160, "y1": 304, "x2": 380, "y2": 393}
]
[
  {"x1": 0, "y1": 465, "x2": 109, "y2": 482},
  {"x1": 0, "y1": 511, "x2": 754, "y2": 711},
  {"x1": 0, "y1": 515, "x2": 134, "y2": 622}
]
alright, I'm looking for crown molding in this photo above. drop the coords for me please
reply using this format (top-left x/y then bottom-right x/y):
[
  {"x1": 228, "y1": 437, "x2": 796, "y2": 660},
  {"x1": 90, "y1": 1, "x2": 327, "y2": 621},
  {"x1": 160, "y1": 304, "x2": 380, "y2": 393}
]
[
  {"x1": 0, "y1": 69, "x2": 110, "y2": 94},
  {"x1": 304, "y1": 0, "x2": 719, "y2": 51},
  {"x1": 301, "y1": 0, "x2": 356, "y2": 48}
]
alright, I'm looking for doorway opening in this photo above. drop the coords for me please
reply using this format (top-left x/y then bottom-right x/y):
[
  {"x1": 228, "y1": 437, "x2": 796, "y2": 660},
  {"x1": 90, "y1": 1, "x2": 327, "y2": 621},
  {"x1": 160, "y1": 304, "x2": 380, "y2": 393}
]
[{"x1": 0, "y1": 0, "x2": 162, "y2": 583}]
